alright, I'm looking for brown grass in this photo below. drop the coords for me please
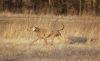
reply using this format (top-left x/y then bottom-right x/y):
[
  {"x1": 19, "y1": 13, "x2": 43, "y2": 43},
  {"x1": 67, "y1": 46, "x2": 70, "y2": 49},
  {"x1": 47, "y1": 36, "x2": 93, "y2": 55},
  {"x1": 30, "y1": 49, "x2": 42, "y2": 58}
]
[
  {"x1": 0, "y1": 14, "x2": 100, "y2": 45},
  {"x1": 0, "y1": 14, "x2": 100, "y2": 61}
]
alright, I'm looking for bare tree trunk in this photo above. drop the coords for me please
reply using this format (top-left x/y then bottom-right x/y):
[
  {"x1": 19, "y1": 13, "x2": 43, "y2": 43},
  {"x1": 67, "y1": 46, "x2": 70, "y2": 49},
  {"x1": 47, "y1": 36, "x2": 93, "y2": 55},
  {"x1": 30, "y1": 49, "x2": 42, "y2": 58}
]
[
  {"x1": 0, "y1": 0, "x2": 3, "y2": 11},
  {"x1": 91, "y1": 0, "x2": 96, "y2": 15},
  {"x1": 3, "y1": 0, "x2": 13, "y2": 11},
  {"x1": 48, "y1": 0, "x2": 53, "y2": 7},
  {"x1": 95, "y1": 0, "x2": 100, "y2": 15},
  {"x1": 79, "y1": 0, "x2": 82, "y2": 15}
]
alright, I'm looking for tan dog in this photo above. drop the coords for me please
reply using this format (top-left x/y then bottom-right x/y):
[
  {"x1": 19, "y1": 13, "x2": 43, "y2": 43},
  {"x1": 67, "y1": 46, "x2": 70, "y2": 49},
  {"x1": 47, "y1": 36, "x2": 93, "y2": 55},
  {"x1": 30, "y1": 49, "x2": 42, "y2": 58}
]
[{"x1": 30, "y1": 24, "x2": 64, "y2": 45}]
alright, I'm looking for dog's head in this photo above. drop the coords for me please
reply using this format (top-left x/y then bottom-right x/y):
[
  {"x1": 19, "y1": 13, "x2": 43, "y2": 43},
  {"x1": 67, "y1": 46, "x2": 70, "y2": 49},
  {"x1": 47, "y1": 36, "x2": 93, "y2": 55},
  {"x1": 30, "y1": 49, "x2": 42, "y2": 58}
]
[
  {"x1": 32, "y1": 26, "x2": 39, "y2": 32},
  {"x1": 32, "y1": 26, "x2": 36, "y2": 31}
]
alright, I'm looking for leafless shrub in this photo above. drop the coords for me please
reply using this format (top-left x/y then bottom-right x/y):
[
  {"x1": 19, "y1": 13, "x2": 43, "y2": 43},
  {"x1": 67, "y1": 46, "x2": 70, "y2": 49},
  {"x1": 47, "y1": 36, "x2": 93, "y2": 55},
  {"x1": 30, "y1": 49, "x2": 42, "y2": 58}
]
[{"x1": 68, "y1": 36, "x2": 87, "y2": 44}]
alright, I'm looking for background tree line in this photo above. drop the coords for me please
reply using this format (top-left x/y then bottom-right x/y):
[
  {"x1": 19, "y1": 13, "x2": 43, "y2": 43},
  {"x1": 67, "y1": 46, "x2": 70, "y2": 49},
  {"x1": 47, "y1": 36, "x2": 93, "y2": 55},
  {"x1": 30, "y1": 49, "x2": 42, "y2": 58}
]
[{"x1": 0, "y1": 0, "x2": 99, "y2": 15}]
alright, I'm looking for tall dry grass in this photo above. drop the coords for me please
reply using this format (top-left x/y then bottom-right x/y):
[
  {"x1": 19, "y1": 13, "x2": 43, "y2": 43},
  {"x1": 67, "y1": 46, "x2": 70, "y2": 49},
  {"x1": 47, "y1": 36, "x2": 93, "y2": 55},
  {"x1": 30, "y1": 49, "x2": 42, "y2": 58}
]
[
  {"x1": 0, "y1": 14, "x2": 100, "y2": 46},
  {"x1": 0, "y1": 14, "x2": 100, "y2": 61}
]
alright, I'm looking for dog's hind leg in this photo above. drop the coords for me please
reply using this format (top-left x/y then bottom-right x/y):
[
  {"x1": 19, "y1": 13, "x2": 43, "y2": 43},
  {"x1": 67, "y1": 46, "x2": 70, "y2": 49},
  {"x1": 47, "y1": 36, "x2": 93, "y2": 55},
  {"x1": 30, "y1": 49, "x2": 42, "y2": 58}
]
[{"x1": 43, "y1": 38, "x2": 48, "y2": 45}]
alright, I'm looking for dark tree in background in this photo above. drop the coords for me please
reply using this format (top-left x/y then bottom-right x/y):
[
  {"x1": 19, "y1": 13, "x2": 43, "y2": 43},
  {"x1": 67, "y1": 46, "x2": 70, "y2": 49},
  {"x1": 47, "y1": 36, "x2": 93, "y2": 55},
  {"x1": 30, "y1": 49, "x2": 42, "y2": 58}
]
[
  {"x1": 95, "y1": 0, "x2": 100, "y2": 15},
  {"x1": 0, "y1": 0, "x2": 3, "y2": 11},
  {"x1": 3, "y1": 0, "x2": 13, "y2": 11},
  {"x1": 12, "y1": 0, "x2": 23, "y2": 13},
  {"x1": 22, "y1": 0, "x2": 49, "y2": 14},
  {"x1": 0, "y1": 0, "x2": 99, "y2": 15},
  {"x1": 67, "y1": 0, "x2": 81, "y2": 15},
  {"x1": 52, "y1": 0, "x2": 67, "y2": 15}
]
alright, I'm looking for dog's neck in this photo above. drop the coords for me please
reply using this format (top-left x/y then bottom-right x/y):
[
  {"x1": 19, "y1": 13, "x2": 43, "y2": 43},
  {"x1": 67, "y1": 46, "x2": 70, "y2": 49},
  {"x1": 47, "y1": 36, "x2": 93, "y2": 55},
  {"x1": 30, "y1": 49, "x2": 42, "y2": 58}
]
[{"x1": 34, "y1": 27, "x2": 40, "y2": 32}]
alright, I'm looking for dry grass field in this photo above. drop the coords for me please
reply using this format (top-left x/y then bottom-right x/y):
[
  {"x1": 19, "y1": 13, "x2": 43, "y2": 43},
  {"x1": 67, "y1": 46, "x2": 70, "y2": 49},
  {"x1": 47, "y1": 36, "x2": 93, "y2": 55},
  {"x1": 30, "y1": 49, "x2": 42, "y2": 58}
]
[{"x1": 0, "y1": 14, "x2": 100, "y2": 61}]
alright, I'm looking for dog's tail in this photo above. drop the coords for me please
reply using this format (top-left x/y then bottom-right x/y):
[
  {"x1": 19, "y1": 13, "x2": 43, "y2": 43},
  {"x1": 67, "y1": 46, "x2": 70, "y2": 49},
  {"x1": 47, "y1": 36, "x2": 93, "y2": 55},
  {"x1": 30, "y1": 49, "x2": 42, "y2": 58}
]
[{"x1": 58, "y1": 23, "x2": 64, "y2": 31}]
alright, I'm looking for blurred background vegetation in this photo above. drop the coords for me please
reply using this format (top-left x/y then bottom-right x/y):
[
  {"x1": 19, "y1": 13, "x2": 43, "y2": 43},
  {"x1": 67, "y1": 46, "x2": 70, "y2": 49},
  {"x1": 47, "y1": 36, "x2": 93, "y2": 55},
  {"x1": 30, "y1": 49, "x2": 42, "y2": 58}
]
[{"x1": 0, "y1": 0, "x2": 99, "y2": 15}]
